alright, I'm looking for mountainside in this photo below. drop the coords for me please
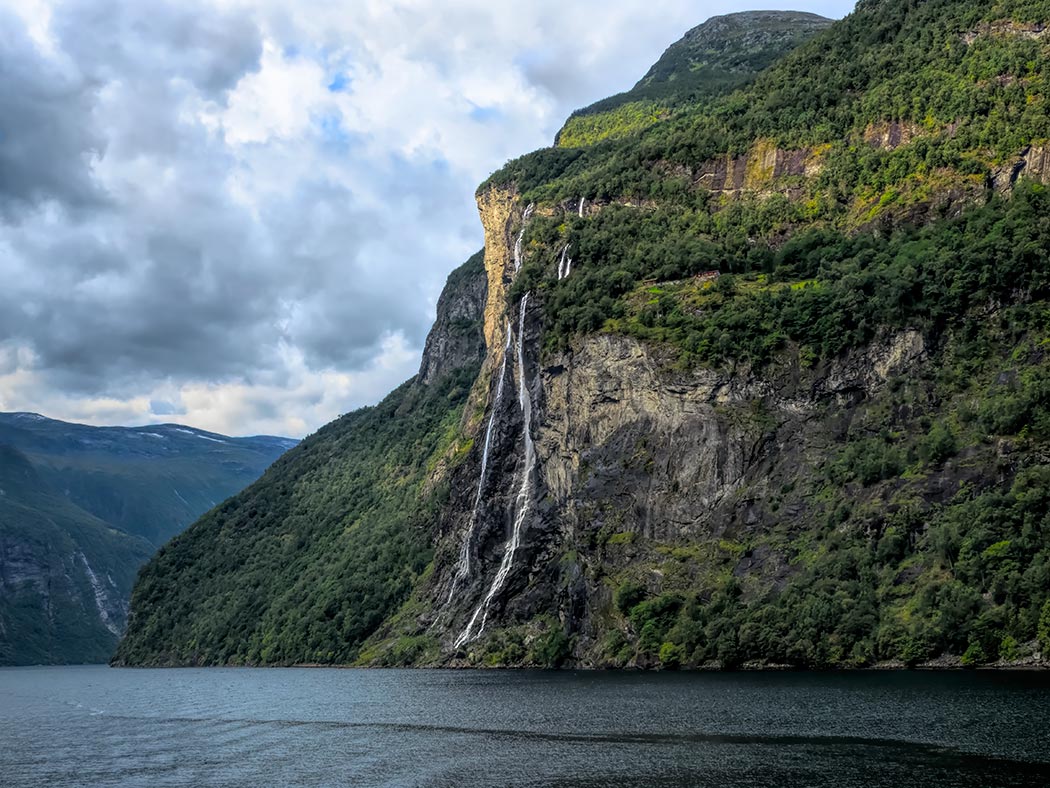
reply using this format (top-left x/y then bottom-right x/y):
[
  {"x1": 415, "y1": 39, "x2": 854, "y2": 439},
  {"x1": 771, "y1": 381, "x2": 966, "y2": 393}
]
[
  {"x1": 0, "y1": 414, "x2": 294, "y2": 665},
  {"x1": 120, "y1": 0, "x2": 1050, "y2": 671},
  {"x1": 0, "y1": 413, "x2": 298, "y2": 547},
  {"x1": 556, "y1": 11, "x2": 832, "y2": 148},
  {"x1": 0, "y1": 444, "x2": 153, "y2": 665},
  {"x1": 116, "y1": 254, "x2": 487, "y2": 666}
]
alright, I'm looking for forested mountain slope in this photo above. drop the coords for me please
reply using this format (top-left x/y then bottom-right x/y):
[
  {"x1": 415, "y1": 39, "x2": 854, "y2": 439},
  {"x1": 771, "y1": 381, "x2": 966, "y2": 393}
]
[
  {"x1": 119, "y1": 1, "x2": 1050, "y2": 670},
  {"x1": 0, "y1": 444, "x2": 153, "y2": 664},
  {"x1": 0, "y1": 414, "x2": 294, "y2": 664},
  {"x1": 115, "y1": 253, "x2": 487, "y2": 666},
  {"x1": 0, "y1": 413, "x2": 296, "y2": 547},
  {"x1": 556, "y1": 11, "x2": 832, "y2": 147}
]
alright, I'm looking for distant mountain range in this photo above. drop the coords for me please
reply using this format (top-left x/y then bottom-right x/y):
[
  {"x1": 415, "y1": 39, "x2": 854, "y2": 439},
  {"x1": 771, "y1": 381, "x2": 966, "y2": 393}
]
[{"x1": 0, "y1": 412, "x2": 295, "y2": 665}]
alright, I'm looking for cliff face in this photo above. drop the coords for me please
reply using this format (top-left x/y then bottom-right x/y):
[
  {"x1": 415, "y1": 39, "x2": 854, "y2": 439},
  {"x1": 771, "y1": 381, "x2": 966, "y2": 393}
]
[
  {"x1": 373, "y1": 193, "x2": 936, "y2": 666},
  {"x1": 0, "y1": 444, "x2": 153, "y2": 665},
  {"x1": 365, "y1": 174, "x2": 1049, "y2": 669},
  {"x1": 418, "y1": 250, "x2": 488, "y2": 385},
  {"x1": 476, "y1": 188, "x2": 520, "y2": 352}
]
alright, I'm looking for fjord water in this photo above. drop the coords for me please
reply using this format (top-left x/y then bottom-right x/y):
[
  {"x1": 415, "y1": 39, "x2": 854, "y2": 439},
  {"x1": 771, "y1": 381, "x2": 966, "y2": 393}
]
[{"x1": 2, "y1": 667, "x2": 1049, "y2": 787}]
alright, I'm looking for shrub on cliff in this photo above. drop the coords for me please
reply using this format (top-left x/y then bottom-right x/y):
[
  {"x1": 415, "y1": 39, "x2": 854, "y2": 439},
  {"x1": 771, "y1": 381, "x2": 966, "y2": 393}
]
[{"x1": 1039, "y1": 601, "x2": 1050, "y2": 656}]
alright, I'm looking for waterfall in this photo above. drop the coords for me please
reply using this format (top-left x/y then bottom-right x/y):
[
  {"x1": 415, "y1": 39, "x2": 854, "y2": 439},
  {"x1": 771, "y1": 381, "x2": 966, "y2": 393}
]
[
  {"x1": 455, "y1": 292, "x2": 536, "y2": 648},
  {"x1": 578, "y1": 197, "x2": 586, "y2": 218},
  {"x1": 450, "y1": 199, "x2": 535, "y2": 604},
  {"x1": 445, "y1": 324, "x2": 513, "y2": 606},
  {"x1": 513, "y1": 203, "x2": 535, "y2": 273},
  {"x1": 557, "y1": 244, "x2": 572, "y2": 280},
  {"x1": 78, "y1": 552, "x2": 120, "y2": 636}
]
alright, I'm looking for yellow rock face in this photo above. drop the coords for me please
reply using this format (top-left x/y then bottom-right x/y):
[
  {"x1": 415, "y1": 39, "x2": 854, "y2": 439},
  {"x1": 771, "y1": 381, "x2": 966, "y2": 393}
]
[{"x1": 475, "y1": 185, "x2": 520, "y2": 356}]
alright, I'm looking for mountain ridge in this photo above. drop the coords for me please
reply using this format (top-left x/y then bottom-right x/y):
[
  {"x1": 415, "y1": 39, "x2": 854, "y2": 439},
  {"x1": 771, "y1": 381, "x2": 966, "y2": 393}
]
[{"x1": 555, "y1": 10, "x2": 832, "y2": 148}]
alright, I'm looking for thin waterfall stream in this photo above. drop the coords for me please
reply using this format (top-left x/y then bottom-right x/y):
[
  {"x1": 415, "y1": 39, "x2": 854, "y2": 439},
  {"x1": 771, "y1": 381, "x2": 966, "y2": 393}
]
[
  {"x1": 557, "y1": 244, "x2": 572, "y2": 280},
  {"x1": 445, "y1": 323, "x2": 513, "y2": 606},
  {"x1": 456, "y1": 292, "x2": 535, "y2": 648},
  {"x1": 514, "y1": 203, "x2": 535, "y2": 272}
]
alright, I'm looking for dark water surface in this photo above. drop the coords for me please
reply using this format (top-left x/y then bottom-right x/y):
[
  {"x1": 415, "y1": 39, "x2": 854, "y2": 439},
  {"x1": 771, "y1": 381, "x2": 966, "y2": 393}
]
[{"x1": 2, "y1": 667, "x2": 1049, "y2": 787}]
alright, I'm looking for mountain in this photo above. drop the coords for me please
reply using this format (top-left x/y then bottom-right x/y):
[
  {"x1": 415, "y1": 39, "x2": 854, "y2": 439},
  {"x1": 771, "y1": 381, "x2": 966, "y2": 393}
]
[
  {"x1": 118, "y1": 1, "x2": 1050, "y2": 671},
  {"x1": 0, "y1": 413, "x2": 295, "y2": 665},
  {"x1": 556, "y1": 11, "x2": 832, "y2": 147},
  {"x1": 0, "y1": 444, "x2": 153, "y2": 664},
  {"x1": 0, "y1": 413, "x2": 298, "y2": 547}
]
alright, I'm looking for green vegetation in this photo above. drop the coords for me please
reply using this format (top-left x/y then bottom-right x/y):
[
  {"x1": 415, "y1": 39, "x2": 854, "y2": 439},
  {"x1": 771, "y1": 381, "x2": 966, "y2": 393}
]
[
  {"x1": 0, "y1": 445, "x2": 153, "y2": 665},
  {"x1": 522, "y1": 183, "x2": 1050, "y2": 373},
  {"x1": 601, "y1": 465, "x2": 1050, "y2": 669},
  {"x1": 114, "y1": 365, "x2": 478, "y2": 666},
  {"x1": 1039, "y1": 600, "x2": 1050, "y2": 653},
  {"x1": 556, "y1": 11, "x2": 832, "y2": 148},
  {"x1": 490, "y1": 0, "x2": 1050, "y2": 211}
]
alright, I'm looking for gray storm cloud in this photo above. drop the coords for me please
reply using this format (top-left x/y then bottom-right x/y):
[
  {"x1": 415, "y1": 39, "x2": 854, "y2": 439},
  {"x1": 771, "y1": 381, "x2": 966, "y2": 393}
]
[{"x1": 0, "y1": 9, "x2": 102, "y2": 216}]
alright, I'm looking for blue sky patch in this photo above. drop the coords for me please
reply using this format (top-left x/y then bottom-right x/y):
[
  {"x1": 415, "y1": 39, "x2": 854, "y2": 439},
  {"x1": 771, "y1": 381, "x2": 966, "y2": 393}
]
[
  {"x1": 469, "y1": 104, "x2": 501, "y2": 123},
  {"x1": 328, "y1": 72, "x2": 351, "y2": 93}
]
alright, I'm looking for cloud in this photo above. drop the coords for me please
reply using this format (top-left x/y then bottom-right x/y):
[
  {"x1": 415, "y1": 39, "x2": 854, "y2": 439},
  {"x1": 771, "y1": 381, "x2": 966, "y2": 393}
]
[
  {"x1": 0, "y1": 0, "x2": 856, "y2": 437},
  {"x1": 0, "y1": 8, "x2": 102, "y2": 217}
]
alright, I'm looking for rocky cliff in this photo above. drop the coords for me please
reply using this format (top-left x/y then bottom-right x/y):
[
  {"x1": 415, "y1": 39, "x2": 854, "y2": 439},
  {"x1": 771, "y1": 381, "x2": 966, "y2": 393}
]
[
  {"x1": 362, "y1": 180, "x2": 1049, "y2": 670},
  {"x1": 0, "y1": 444, "x2": 153, "y2": 665},
  {"x1": 418, "y1": 250, "x2": 488, "y2": 385}
]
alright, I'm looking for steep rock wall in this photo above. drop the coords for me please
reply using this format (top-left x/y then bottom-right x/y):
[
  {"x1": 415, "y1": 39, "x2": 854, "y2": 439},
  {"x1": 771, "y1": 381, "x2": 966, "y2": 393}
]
[
  {"x1": 417, "y1": 250, "x2": 488, "y2": 386},
  {"x1": 402, "y1": 183, "x2": 936, "y2": 663}
]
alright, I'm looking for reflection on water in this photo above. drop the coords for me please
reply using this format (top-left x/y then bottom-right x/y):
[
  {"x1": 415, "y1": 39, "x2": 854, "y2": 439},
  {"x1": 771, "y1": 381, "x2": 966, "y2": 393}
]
[{"x1": 1, "y1": 666, "x2": 1048, "y2": 787}]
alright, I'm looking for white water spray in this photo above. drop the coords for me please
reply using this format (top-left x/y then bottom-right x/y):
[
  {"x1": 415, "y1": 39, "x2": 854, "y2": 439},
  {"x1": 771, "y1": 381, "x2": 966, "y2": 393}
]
[
  {"x1": 513, "y1": 204, "x2": 535, "y2": 272},
  {"x1": 455, "y1": 292, "x2": 536, "y2": 648},
  {"x1": 578, "y1": 197, "x2": 586, "y2": 218},
  {"x1": 557, "y1": 244, "x2": 572, "y2": 280},
  {"x1": 78, "y1": 552, "x2": 120, "y2": 636},
  {"x1": 445, "y1": 324, "x2": 513, "y2": 606}
]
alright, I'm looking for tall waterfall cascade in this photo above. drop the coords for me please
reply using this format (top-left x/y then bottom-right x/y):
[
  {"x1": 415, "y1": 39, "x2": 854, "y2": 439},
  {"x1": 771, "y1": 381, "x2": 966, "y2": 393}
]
[
  {"x1": 453, "y1": 202, "x2": 540, "y2": 648},
  {"x1": 456, "y1": 293, "x2": 536, "y2": 648},
  {"x1": 445, "y1": 322, "x2": 513, "y2": 606}
]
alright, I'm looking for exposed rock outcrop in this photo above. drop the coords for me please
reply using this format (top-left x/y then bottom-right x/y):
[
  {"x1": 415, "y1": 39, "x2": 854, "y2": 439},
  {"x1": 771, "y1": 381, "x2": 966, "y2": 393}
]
[
  {"x1": 964, "y1": 20, "x2": 1049, "y2": 45},
  {"x1": 863, "y1": 121, "x2": 924, "y2": 150},
  {"x1": 417, "y1": 251, "x2": 488, "y2": 386},
  {"x1": 692, "y1": 140, "x2": 825, "y2": 196},
  {"x1": 991, "y1": 145, "x2": 1050, "y2": 193}
]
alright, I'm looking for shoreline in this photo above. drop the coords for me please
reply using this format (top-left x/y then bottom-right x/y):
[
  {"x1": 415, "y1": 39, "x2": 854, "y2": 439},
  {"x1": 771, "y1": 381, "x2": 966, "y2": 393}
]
[{"x1": 99, "y1": 658, "x2": 1050, "y2": 671}]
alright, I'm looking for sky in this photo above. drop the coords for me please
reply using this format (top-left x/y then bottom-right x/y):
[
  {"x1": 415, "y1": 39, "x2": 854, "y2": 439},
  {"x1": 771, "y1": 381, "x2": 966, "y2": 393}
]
[{"x1": 0, "y1": 0, "x2": 855, "y2": 438}]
